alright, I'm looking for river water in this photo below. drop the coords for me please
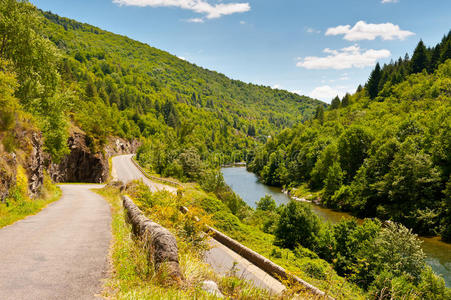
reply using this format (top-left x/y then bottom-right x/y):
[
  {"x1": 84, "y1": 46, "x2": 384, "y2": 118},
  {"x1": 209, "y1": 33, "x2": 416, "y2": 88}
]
[{"x1": 221, "y1": 166, "x2": 451, "y2": 287}]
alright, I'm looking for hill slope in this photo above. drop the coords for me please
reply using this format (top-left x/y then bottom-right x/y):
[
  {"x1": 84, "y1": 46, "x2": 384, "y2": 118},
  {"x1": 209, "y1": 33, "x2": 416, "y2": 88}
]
[
  {"x1": 248, "y1": 38, "x2": 451, "y2": 241},
  {"x1": 39, "y1": 11, "x2": 323, "y2": 160}
]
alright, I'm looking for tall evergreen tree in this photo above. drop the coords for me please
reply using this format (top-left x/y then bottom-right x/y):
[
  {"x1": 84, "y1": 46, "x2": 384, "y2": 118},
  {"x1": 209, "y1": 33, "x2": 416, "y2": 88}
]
[
  {"x1": 330, "y1": 96, "x2": 341, "y2": 110},
  {"x1": 341, "y1": 93, "x2": 350, "y2": 107},
  {"x1": 367, "y1": 63, "x2": 382, "y2": 99},
  {"x1": 315, "y1": 105, "x2": 324, "y2": 125},
  {"x1": 411, "y1": 40, "x2": 429, "y2": 74},
  {"x1": 441, "y1": 41, "x2": 451, "y2": 63},
  {"x1": 429, "y1": 45, "x2": 441, "y2": 72}
]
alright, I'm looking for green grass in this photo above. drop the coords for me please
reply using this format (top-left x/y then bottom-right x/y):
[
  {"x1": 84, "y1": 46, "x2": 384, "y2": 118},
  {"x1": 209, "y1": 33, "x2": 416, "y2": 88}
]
[
  {"x1": 182, "y1": 184, "x2": 366, "y2": 300},
  {"x1": 0, "y1": 173, "x2": 61, "y2": 228},
  {"x1": 95, "y1": 184, "x2": 277, "y2": 300}
]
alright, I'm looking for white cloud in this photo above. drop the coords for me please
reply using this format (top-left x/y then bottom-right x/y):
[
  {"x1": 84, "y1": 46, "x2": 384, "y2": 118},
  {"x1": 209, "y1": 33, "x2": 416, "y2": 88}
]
[
  {"x1": 272, "y1": 84, "x2": 281, "y2": 89},
  {"x1": 177, "y1": 56, "x2": 187, "y2": 60},
  {"x1": 382, "y1": 0, "x2": 398, "y2": 3},
  {"x1": 186, "y1": 17, "x2": 204, "y2": 23},
  {"x1": 296, "y1": 45, "x2": 390, "y2": 70},
  {"x1": 113, "y1": 0, "x2": 250, "y2": 19},
  {"x1": 310, "y1": 85, "x2": 351, "y2": 103},
  {"x1": 326, "y1": 21, "x2": 414, "y2": 41},
  {"x1": 240, "y1": 20, "x2": 246, "y2": 25},
  {"x1": 306, "y1": 27, "x2": 321, "y2": 34}
]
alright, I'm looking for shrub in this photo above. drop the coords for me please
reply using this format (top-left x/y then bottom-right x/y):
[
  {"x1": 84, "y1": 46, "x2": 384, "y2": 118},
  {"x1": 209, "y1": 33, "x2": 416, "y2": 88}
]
[{"x1": 274, "y1": 200, "x2": 321, "y2": 250}]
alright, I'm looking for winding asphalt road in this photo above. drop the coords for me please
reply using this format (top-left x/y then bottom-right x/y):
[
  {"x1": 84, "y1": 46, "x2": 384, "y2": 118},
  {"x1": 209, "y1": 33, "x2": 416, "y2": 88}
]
[
  {"x1": 112, "y1": 154, "x2": 286, "y2": 295},
  {"x1": 0, "y1": 184, "x2": 111, "y2": 300}
]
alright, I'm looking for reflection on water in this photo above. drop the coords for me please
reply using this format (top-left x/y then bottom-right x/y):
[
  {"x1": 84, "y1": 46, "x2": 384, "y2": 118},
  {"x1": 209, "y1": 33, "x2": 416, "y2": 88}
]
[{"x1": 221, "y1": 166, "x2": 451, "y2": 287}]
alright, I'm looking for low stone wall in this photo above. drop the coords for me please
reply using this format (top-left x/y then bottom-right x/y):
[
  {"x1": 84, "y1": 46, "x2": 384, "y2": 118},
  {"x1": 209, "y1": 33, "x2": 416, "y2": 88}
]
[
  {"x1": 180, "y1": 206, "x2": 332, "y2": 299},
  {"x1": 122, "y1": 195, "x2": 183, "y2": 284}
]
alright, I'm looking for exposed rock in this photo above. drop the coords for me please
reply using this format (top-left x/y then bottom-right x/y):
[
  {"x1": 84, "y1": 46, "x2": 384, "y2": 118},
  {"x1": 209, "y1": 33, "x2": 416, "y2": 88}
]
[
  {"x1": 47, "y1": 130, "x2": 108, "y2": 183},
  {"x1": 23, "y1": 132, "x2": 44, "y2": 197},
  {"x1": 48, "y1": 128, "x2": 139, "y2": 183},
  {"x1": 0, "y1": 152, "x2": 17, "y2": 202},
  {"x1": 104, "y1": 137, "x2": 140, "y2": 157},
  {"x1": 201, "y1": 280, "x2": 224, "y2": 298},
  {"x1": 0, "y1": 126, "x2": 44, "y2": 201}
]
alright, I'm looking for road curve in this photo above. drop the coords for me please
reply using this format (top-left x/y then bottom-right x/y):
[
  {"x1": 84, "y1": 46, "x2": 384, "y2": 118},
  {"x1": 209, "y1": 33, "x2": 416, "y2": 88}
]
[
  {"x1": 112, "y1": 154, "x2": 285, "y2": 295},
  {"x1": 0, "y1": 184, "x2": 111, "y2": 300},
  {"x1": 112, "y1": 154, "x2": 177, "y2": 193}
]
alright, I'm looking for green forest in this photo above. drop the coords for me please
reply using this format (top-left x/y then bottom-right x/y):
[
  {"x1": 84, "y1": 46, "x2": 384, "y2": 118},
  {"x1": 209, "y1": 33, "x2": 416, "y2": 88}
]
[
  {"x1": 42, "y1": 8, "x2": 322, "y2": 165},
  {"x1": 1, "y1": 0, "x2": 451, "y2": 298},
  {"x1": 247, "y1": 34, "x2": 451, "y2": 241},
  {"x1": 1, "y1": 0, "x2": 321, "y2": 166}
]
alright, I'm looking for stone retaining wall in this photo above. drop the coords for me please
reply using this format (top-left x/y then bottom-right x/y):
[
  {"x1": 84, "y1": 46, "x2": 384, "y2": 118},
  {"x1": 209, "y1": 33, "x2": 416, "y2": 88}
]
[
  {"x1": 122, "y1": 195, "x2": 183, "y2": 284},
  {"x1": 180, "y1": 206, "x2": 332, "y2": 299}
]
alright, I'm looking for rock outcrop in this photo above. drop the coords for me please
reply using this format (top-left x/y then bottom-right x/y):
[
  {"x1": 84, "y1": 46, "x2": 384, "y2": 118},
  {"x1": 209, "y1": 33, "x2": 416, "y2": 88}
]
[
  {"x1": 0, "y1": 126, "x2": 44, "y2": 202},
  {"x1": 23, "y1": 132, "x2": 44, "y2": 197},
  {"x1": 48, "y1": 128, "x2": 139, "y2": 183}
]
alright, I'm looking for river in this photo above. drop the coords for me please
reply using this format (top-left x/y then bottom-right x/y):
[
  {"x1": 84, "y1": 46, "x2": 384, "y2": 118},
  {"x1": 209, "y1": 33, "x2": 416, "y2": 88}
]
[{"x1": 221, "y1": 166, "x2": 451, "y2": 287}]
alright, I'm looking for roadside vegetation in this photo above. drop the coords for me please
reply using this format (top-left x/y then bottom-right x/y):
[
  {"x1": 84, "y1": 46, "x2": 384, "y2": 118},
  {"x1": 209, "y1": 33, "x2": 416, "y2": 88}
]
[
  {"x1": 136, "y1": 137, "x2": 451, "y2": 298},
  {"x1": 0, "y1": 168, "x2": 61, "y2": 228},
  {"x1": 96, "y1": 182, "x2": 282, "y2": 299}
]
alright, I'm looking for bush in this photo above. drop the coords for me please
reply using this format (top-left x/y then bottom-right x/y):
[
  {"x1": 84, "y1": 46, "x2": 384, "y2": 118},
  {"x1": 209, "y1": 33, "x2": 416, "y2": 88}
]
[
  {"x1": 255, "y1": 194, "x2": 277, "y2": 211},
  {"x1": 274, "y1": 200, "x2": 321, "y2": 250}
]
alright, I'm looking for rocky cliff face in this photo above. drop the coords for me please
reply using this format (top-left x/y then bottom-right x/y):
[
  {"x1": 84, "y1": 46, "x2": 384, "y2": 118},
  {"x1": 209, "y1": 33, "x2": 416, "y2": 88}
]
[
  {"x1": 48, "y1": 130, "x2": 139, "y2": 183},
  {"x1": 23, "y1": 132, "x2": 44, "y2": 197},
  {"x1": 0, "y1": 127, "x2": 44, "y2": 202},
  {"x1": 1, "y1": 124, "x2": 138, "y2": 201}
]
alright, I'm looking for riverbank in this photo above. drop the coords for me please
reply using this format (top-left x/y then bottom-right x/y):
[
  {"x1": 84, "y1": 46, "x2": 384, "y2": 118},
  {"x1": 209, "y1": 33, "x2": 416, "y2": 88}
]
[{"x1": 221, "y1": 166, "x2": 451, "y2": 287}]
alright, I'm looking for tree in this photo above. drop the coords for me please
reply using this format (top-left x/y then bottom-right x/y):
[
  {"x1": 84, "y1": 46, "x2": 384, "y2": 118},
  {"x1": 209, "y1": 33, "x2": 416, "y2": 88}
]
[
  {"x1": 256, "y1": 194, "x2": 277, "y2": 211},
  {"x1": 274, "y1": 200, "x2": 321, "y2": 250},
  {"x1": 178, "y1": 147, "x2": 204, "y2": 180},
  {"x1": 367, "y1": 222, "x2": 426, "y2": 282},
  {"x1": 338, "y1": 126, "x2": 373, "y2": 182},
  {"x1": 429, "y1": 45, "x2": 441, "y2": 72},
  {"x1": 0, "y1": 0, "x2": 59, "y2": 103},
  {"x1": 441, "y1": 41, "x2": 451, "y2": 63},
  {"x1": 247, "y1": 124, "x2": 256, "y2": 136},
  {"x1": 341, "y1": 93, "x2": 350, "y2": 107},
  {"x1": 314, "y1": 105, "x2": 324, "y2": 125},
  {"x1": 411, "y1": 40, "x2": 429, "y2": 74},
  {"x1": 367, "y1": 63, "x2": 382, "y2": 99},
  {"x1": 323, "y1": 161, "x2": 344, "y2": 205},
  {"x1": 330, "y1": 96, "x2": 341, "y2": 110}
]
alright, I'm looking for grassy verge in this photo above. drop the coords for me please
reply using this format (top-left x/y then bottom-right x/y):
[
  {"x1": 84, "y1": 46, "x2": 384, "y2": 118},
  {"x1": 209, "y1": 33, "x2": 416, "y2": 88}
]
[
  {"x1": 0, "y1": 169, "x2": 61, "y2": 228},
  {"x1": 130, "y1": 158, "x2": 364, "y2": 298},
  {"x1": 96, "y1": 184, "x2": 276, "y2": 299},
  {"x1": 182, "y1": 183, "x2": 366, "y2": 299}
]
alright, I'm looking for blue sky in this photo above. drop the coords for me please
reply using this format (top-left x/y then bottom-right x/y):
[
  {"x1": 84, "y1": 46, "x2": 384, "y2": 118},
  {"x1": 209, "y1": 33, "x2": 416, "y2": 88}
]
[{"x1": 31, "y1": 0, "x2": 451, "y2": 103}]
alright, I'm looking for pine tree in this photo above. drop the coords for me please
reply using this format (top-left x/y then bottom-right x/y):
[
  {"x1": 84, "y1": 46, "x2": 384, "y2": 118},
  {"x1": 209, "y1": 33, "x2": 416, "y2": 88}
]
[
  {"x1": 315, "y1": 105, "x2": 324, "y2": 125},
  {"x1": 330, "y1": 96, "x2": 341, "y2": 110},
  {"x1": 411, "y1": 40, "x2": 429, "y2": 74},
  {"x1": 429, "y1": 45, "x2": 441, "y2": 72},
  {"x1": 341, "y1": 93, "x2": 350, "y2": 107},
  {"x1": 441, "y1": 41, "x2": 451, "y2": 63},
  {"x1": 367, "y1": 63, "x2": 382, "y2": 99}
]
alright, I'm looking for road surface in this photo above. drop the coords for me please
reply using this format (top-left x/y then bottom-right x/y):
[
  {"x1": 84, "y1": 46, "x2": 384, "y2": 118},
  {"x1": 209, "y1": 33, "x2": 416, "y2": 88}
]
[
  {"x1": 112, "y1": 154, "x2": 177, "y2": 193},
  {"x1": 112, "y1": 154, "x2": 285, "y2": 295},
  {"x1": 0, "y1": 184, "x2": 111, "y2": 300}
]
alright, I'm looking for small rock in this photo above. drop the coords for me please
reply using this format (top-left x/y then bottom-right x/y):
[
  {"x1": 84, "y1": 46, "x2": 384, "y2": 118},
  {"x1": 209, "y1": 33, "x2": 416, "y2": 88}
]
[{"x1": 201, "y1": 280, "x2": 224, "y2": 298}]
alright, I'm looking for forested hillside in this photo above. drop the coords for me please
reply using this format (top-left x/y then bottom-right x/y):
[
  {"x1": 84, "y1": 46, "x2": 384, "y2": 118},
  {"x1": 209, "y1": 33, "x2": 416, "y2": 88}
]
[
  {"x1": 248, "y1": 34, "x2": 451, "y2": 242},
  {"x1": 38, "y1": 10, "x2": 321, "y2": 164}
]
